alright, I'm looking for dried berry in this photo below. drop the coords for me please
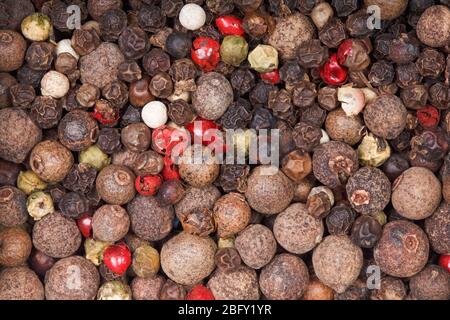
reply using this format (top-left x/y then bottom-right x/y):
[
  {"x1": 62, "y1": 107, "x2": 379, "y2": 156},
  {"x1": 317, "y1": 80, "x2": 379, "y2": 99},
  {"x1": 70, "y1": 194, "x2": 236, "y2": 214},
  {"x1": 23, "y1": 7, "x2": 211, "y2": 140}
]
[
  {"x1": 71, "y1": 28, "x2": 102, "y2": 57},
  {"x1": 30, "y1": 96, "x2": 62, "y2": 129},
  {"x1": 0, "y1": 267, "x2": 44, "y2": 300},
  {"x1": 424, "y1": 202, "x2": 450, "y2": 254},
  {"x1": 409, "y1": 265, "x2": 450, "y2": 300},
  {"x1": 96, "y1": 164, "x2": 136, "y2": 205},
  {"x1": 207, "y1": 266, "x2": 259, "y2": 300},
  {"x1": 326, "y1": 205, "x2": 356, "y2": 235}
]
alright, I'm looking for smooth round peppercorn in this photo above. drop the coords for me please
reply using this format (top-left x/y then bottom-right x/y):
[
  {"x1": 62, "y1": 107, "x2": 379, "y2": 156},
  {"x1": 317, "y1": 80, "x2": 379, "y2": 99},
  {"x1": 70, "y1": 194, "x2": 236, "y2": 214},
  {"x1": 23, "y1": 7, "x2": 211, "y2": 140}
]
[
  {"x1": 364, "y1": 0, "x2": 408, "y2": 20},
  {"x1": 0, "y1": 267, "x2": 44, "y2": 300},
  {"x1": 0, "y1": 227, "x2": 32, "y2": 267},
  {"x1": 213, "y1": 192, "x2": 251, "y2": 238},
  {"x1": 0, "y1": 30, "x2": 27, "y2": 72},
  {"x1": 165, "y1": 32, "x2": 192, "y2": 59},
  {"x1": 96, "y1": 164, "x2": 136, "y2": 205},
  {"x1": 178, "y1": 145, "x2": 220, "y2": 188},
  {"x1": 131, "y1": 275, "x2": 164, "y2": 300},
  {"x1": 92, "y1": 204, "x2": 130, "y2": 243},
  {"x1": 409, "y1": 265, "x2": 450, "y2": 300},
  {"x1": 142, "y1": 101, "x2": 168, "y2": 129},
  {"x1": 179, "y1": 4, "x2": 206, "y2": 31},
  {"x1": 40, "y1": 71, "x2": 70, "y2": 99},
  {"x1": 29, "y1": 249, "x2": 55, "y2": 278},
  {"x1": 121, "y1": 123, "x2": 151, "y2": 153},
  {"x1": 325, "y1": 108, "x2": 364, "y2": 146}
]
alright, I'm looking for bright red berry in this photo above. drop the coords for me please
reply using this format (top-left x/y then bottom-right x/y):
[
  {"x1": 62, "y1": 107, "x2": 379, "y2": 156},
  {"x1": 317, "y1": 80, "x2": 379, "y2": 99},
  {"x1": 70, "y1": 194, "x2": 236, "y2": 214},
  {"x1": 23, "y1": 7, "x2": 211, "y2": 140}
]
[
  {"x1": 417, "y1": 105, "x2": 440, "y2": 128},
  {"x1": 162, "y1": 156, "x2": 180, "y2": 180},
  {"x1": 152, "y1": 126, "x2": 188, "y2": 156},
  {"x1": 186, "y1": 284, "x2": 215, "y2": 300},
  {"x1": 319, "y1": 53, "x2": 348, "y2": 86},
  {"x1": 439, "y1": 254, "x2": 450, "y2": 273},
  {"x1": 337, "y1": 39, "x2": 353, "y2": 66},
  {"x1": 102, "y1": 243, "x2": 132, "y2": 275},
  {"x1": 260, "y1": 69, "x2": 280, "y2": 84},
  {"x1": 135, "y1": 175, "x2": 163, "y2": 196},
  {"x1": 92, "y1": 100, "x2": 119, "y2": 125},
  {"x1": 191, "y1": 37, "x2": 220, "y2": 72},
  {"x1": 185, "y1": 118, "x2": 221, "y2": 146},
  {"x1": 215, "y1": 15, "x2": 244, "y2": 36},
  {"x1": 77, "y1": 214, "x2": 92, "y2": 238}
]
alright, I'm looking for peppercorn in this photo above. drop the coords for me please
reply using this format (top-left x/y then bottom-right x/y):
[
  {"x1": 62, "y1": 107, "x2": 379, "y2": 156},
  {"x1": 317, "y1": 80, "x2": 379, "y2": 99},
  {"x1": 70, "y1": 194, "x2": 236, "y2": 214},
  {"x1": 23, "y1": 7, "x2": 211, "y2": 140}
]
[
  {"x1": 214, "y1": 247, "x2": 242, "y2": 273},
  {"x1": 374, "y1": 220, "x2": 429, "y2": 278},
  {"x1": 26, "y1": 191, "x2": 54, "y2": 221},
  {"x1": 382, "y1": 153, "x2": 410, "y2": 182},
  {"x1": 97, "y1": 281, "x2": 132, "y2": 300},
  {"x1": 29, "y1": 249, "x2": 55, "y2": 278},
  {"x1": 118, "y1": 61, "x2": 142, "y2": 83},
  {"x1": 165, "y1": 32, "x2": 192, "y2": 59},
  {"x1": 306, "y1": 186, "x2": 334, "y2": 219},
  {"x1": 142, "y1": 101, "x2": 168, "y2": 129},
  {"x1": 0, "y1": 30, "x2": 26, "y2": 72},
  {"x1": 207, "y1": 266, "x2": 260, "y2": 300},
  {"x1": 416, "y1": 5, "x2": 450, "y2": 47},
  {"x1": 159, "y1": 279, "x2": 186, "y2": 300},
  {"x1": 17, "y1": 171, "x2": 47, "y2": 195},
  {"x1": 29, "y1": 96, "x2": 62, "y2": 129},
  {"x1": 84, "y1": 238, "x2": 111, "y2": 266},
  {"x1": 96, "y1": 164, "x2": 135, "y2": 205},
  {"x1": 131, "y1": 275, "x2": 164, "y2": 300},
  {"x1": 178, "y1": 145, "x2": 220, "y2": 188},
  {"x1": 425, "y1": 202, "x2": 450, "y2": 255},
  {"x1": 0, "y1": 227, "x2": 32, "y2": 267},
  {"x1": 174, "y1": 185, "x2": 221, "y2": 219},
  {"x1": 91, "y1": 204, "x2": 129, "y2": 243},
  {"x1": 149, "y1": 72, "x2": 173, "y2": 99},
  {"x1": 409, "y1": 265, "x2": 450, "y2": 300},
  {"x1": 370, "y1": 277, "x2": 407, "y2": 300},
  {"x1": 220, "y1": 36, "x2": 248, "y2": 67},
  {"x1": 79, "y1": 145, "x2": 111, "y2": 171},
  {"x1": 248, "y1": 45, "x2": 279, "y2": 73},
  {"x1": 319, "y1": 18, "x2": 347, "y2": 48},
  {"x1": 0, "y1": 159, "x2": 20, "y2": 187},
  {"x1": 0, "y1": 267, "x2": 44, "y2": 300},
  {"x1": 364, "y1": 0, "x2": 408, "y2": 20}
]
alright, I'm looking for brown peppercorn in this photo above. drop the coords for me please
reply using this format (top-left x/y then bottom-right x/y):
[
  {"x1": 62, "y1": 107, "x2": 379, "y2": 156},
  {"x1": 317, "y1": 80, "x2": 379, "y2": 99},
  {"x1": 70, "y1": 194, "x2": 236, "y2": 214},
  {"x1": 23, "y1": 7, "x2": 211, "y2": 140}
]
[
  {"x1": 76, "y1": 83, "x2": 100, "y2": 108},
  {"x1": 325, "y1": 108, "x2": 364, "y2": 146},
  {"x1": 364, "y1": 0, "x2": 407, "y2": 20},
  {"x1": 92, "y1": 204, "x2": 130, "y2": 242},
  {"x1": 131, "y1": 275, "x2": 164, "y2": 300},
  {"x1": 400, "y1": 84, "x2": 428, "y2": 110},
  {"x1": 281, "y1": 149, "x2": 312, "y2": 183},
  {"x1": 0, "y1": 227, "x2": 32, "y2": 267},
  {"x1": 409, "y1": 265, "x2": 450, "y2": 300},
  {"x1": 26, "y1": 42, "x2": 55, "y2": 71},
  {"x1": 325, "y1": 204, "x2": 356, "y2": 235},
  {"x1": 96, "y1": 128, "x2": 122, "y2": 154},
  {"x1": 161, "y1": 232, "x2": 216, "y2": 286},
  {"x1": 96, "y1": 164, "x2": 136, "y2": 205},
  {"x1": 245, "y1": 165, "x2": 294, "y2": 215},
  {"x1": 318, "y1": 86, "x2": 337, "y2": 111},
  {"x1": 429, "y1": 82, "x2": 450, "y2": 110},
  {"x1": 58, "y1": 110, "x2": 99, "y2": 151},
  {"x1": 121, "y1": 123, "x2": 151, "y2": 153},
  {"x1": 416, "y1": 5, "x2": 450, "y2": 48},
  {"x1": 395, "y1": 62, "x2": 422, "y2": 89},
  {"x1": 29, "y1": 249, "x2": 56, "y2": 278},
  {"x1": 174, "y1": 185, "x2": 221, "y2": 219},
  {"x1": 71, "y1": 28, "x2": 102, "y2": 56},
  {"x1": 133, "y1": 151, "x2": 164, "y2": 177},
  {"x1": 313, "y1": 235, "x2": 363, "y2": 293},
  {"x1": 368, "y1": 60, "x2": 395, "y2": 87},
  {"x1": 213, "y1": 192, "x2": 251, "y2": 238},
  {"x1": 207, "y1": 266, "x2": 260, "y2": 300},
  {"x1": 297, "y1": 39, "x2": 329, "y2": 69},
  {"x1": 0, "y1": 267, "x2": 44, "y2": 300},
  {"x1": 55, "y1": 53, "x2": 78, "y2": 75},
  {"x1": 129, "y1": 77, "x2": 154, "y2": 107},
  {"x1": 45, "y1": 256, "x2": 99, "y2": 300},
  {"x1": 334, "y1": 278, "x2": 370, "y2": 300},
  {"x1": 260, "y1": 253, "x2": 309, "y2": 300},
  {"x1": 149, "y1": 72, "x2": 173, "y2": 99},
  {"x1": 63, "y1": 163, "x2": 97, "y2": 194},
  {"x1": 159, "y1": 279, "x2": 186, "y2": 300},
  {"x1": 143, "y1": 48, "x2": 171, "y2": 77},
  {"x1": 350, "y1": 215, "x2": 382, "y2": 248},
  {"x1": 156, "y1": 179, "x2": 185, "y2": 207},
  {"x1": 0, "y1": 108, "x2": 42, "y2": 164},
  {"x1": 302, "y1": 278, "x2": 335, "y2": 300},
  {"x1": 167, "y1": 100, "x2": 195, "y2": 126},
  {"x1": 99, "y1": 8, "x2": 127, "y2": 42},
  {"x1": 0, "y1": 30, "x2": 26, "y2": 72},
  {"x1": 118, "y1": 60, "x2": 142, "y2": 83},
  {"x1": 32, "y1": 211, "x2": 81, "y2": 258},
  {"x1": 127, "y1": 195, "x2": 174, "y2": 241},
  {"x1": 370, "y1": 277, "x2": 407, "y2": 300},
  {"x1": 0, "y1": 186, "x2": 27, "y2": 227},
  {"x1": 218, "y1": 164, "x2": 250, "y2": 193},
  {"x1": 416, "y1": 48, "x2": 445, "y2": 78},
  {"x1": 391, "y1": 167, "x2": 441, "y2": 220},
  {"x1": 0, "y1": 73, "x2": 17, "y2": 107},
  {"x1": 137, "y1": 4, "x2": 166, "y2": 33},
  {"x1": 9, "y1": 83, "x2": 36, "y2": 108},
  {"x1": 292, "y1": 122, "x2": 322, "y2": 152},
  {"x1": 102, "y1": 79, "x2": 129, "y2": 109},
  {"x1": 58, "y1": 192, "x2": 89, "y2": 219},
  {"x1": 374, "y1": 220, "x2": 429, "y2": 278},
  {"x1": 292, "y1": 81, "x2": 317, "y2": 109},
  {"x1": 178, "y1": 145, "x2": 220, "y2": 188},
  {"x1": 425, "y1": 202, "x2": 450, "y2": 254},
  {"x1": 293, "y1": 176, "x2": 315, "y2": 203},
  {"x1": 214, "y1": 247, "x2": 242, "y2": 272},
  {"x1": 274, "y1": 203, "x2": 324, "y2": 254},
  {"x1": 29, "y1": 140, "x2": 73, "y2": 183},
  {"x1": 319, "y1": 18, "x2": 347, "y2": 48},
  {"x1": 0, "y1": 159, "x2": 20, "y2": 186},
  {"x1": 388, "y1": 33, "x2": 420, "y2": 65},
  {"x1": 30, "y1": 96, "x2": 62, "y2": 129},
  {"x1": 87, "y1": 0, "x2": 122, "y2": 21}
]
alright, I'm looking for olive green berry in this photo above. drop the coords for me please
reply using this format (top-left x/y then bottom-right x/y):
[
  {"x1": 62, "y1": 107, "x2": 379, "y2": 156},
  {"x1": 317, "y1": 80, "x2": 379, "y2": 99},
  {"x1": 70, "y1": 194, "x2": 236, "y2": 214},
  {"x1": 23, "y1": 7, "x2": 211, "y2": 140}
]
[{"x1": 220, "y1": 36, "x2": 249, "y2": 67}]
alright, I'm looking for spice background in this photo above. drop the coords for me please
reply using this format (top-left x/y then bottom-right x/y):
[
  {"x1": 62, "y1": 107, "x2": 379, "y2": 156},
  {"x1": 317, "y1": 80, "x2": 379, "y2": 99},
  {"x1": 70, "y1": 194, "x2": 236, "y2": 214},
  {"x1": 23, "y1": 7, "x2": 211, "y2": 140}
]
[{"x1": 0, "y1": 0, "x2": 450, "y2": 301}]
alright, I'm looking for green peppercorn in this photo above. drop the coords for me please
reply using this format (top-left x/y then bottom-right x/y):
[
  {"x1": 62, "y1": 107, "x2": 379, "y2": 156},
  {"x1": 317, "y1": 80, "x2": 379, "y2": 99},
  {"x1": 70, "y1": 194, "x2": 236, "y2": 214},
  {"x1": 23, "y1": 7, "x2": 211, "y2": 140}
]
[
  {"x1": 370, "y1": 211, "x2": 387, "y2": 226},
  {"x1": 21, "y1": 13, "x2": 52, "y2": 42},
  {"x1": 79, "y1": 145, "x2": 111, "y2": 171},
  {"x1": 97, "y1": 281, "x2": 132, "y2": 300},
  {"x1": 26, "y1": 191, "x2": 54, "y2": 221},
  {"x1": 357, "y1": 133, "x2": 391, "y2": 167},
  {"x1": 132, "y1": 244, "x2": 160, "y2": 278},
  {"x1": 248, "y1": 45, "x2": 279, "y2": 73},
  {"x1": 17, "y1": 171, "x2": 47, "y2": 195},
  {"x1": 84, "y1": 238, "x2": 111, "y2": 266},
  {"x1": 220, "y1": 36, "x2": 249, "y2": 67}
]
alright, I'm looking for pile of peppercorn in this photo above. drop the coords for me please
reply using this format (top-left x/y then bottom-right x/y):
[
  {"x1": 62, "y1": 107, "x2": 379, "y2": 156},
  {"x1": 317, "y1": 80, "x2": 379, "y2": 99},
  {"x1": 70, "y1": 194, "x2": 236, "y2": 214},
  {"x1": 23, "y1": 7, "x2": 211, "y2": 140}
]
[{"x1": 0, "y1": 0, "x2": 450, "y2": 301}]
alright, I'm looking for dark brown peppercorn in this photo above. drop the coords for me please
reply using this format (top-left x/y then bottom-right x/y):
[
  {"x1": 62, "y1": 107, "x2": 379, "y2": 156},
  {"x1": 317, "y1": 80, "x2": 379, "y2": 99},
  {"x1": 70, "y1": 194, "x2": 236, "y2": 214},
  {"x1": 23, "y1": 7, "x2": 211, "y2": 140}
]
[
  {"x1": 368, "y1": 60, "x2": 395, "y2": 87},
  {"x1": 30, "y1": 96, "x2": 62, "y2": 129},
  {"x1": 71, "y1": 28, "x2": 102, "y2": 57},
  {"x1": 292, "y1": 81, "x2": 317, "y2": 109},
  {"x1": 76, "y1": 83, "x2": 100, "y2": 108},
  {"x1": 0, "y1": 227, "x2": 32, "y2": 267},
  {"x1": 0, "y1": 0, "x2": 34, "y2": 30},
  {"x1": 400, "y1": 84, "x2": 428, "y2": 110},
  {"x1": 169, "y1": 58, "x2": 197, "y2": 83},
  {"x1": 159, "y1": 279, "x2": 186, "y2": 300},
  {"x1": 292, "y1": 122, "x2": 322, "y2": 152},
  {"x1": 118, "y1": 26, "x2": 150, "y2": 60},
  {"x1": 149, "y1": 72, "x2": 173, "y2": 99},
  {"x1": 326, "y1": 204, "x2": 356, "y2": 235},
  {"x1": 102, "y1": 80, "x2": 129, "y2": 109},
  {"x1": 218, "y1": 164, "x2": 249, "y2": 193},
  {"x1": 230, "y1": 68, "x2": 255, "y2": 96},
  {"x1": 131, "y1": 275, "x2": 164, "y2": 300},
  {"x1": 143, "y1": 49, "x2": 171, "y2": 77},
  {"x1": 318, "y1": 86, "x2": 337, "y2": 111},
  {"x1": 26, "y1": 42, "x2": 55, "y2": 71},
  {"x1": 87, "y1": 0, "x2": 122, "y2": 21},
  {"x1": 409, "y1": 129, "x2": 448, "y2": 172},
  {"x1": 0, "y1": 266, "x2": 44, "y2": 300},
  {"x1": 167, "y1": 100, "x2": 195, "y2": 126},
  {"x1": 92, "y1": 204, "x2": 130, "y2": 242},
  {"x1": 9, "y1": 83, "x2": 35, "y2": 108},
  {"x1": 132, "y1": 150, "x2": 164, "y2": 176},
  {"x1": 396, "y1": 62, "x2": 422, "y2": 89},
  {"x1": 279, "y1": 60, "x2": 305, "y2": 87},
  {"x1": 63, "y1": 163, "x2": 97, "y2": 194},
  {"x1": 58, "y1": 192, "x2": 90, "y2": 219},
  {"x1": 428, "y1": 82, "x2": 450, "y2": 110},
  {"x1": 96, "y1": 164, "x2": 136, "y2": 205},
  {"x1": 29, "y1": 249, "x2": 55, "y2": 278},
  {"x1": 118, "y1": 60, "x2": 142, "y2": 83},
  {"x1": 180, "y1": 207, "x2": 216, "y2": 237},
  {"x1": 161, "y1": 0, "x2": 183, "y2": 17},
  {"x1": 346, "y1": 10, "x2": 373, "y2": 38},
  {"x1": 416, "y1": 48, "x2": 445, "y2": 78},
  {"x1": 60, "y1": 88, "x2": 82, "y2": 112},
  {"x1": 0, "y1": 30, "x2": 26, "y2": 72},
  {"x1": 0, "y1": 159, "x2": 20, "y2": 186},
  {"x1": 424, "y1": 202, "x2": 450, "y2": 254},
  {"x1": 121, "y1": 123, "x2": 151, "y2": 153},
  {"x1": 156, "y1": 179, "x2": 185, "y2": 207},
  {"x1": 382, "y1": 153, "x2": 410, "y2": 182},
  {"x1": 214, "y1": 247, "x2": 242, "y2": 272},
  {"x1": 319, "y1": 18, "x2": 347, "y2": 48},
  {"x1": 55, "y1": 53, "x2": 78, "y2": 75},
  {"x1": 17, "y1": 65, "x2": 45, "y2": 89},
  {"x1": 97, "y1": 128, "x2": 121, "y2": 154},
  {"x1": 165, "y1": 32, "x2": 192, "y2": 59},
  {"x1": 129, "y1": 77, "x2": 154, "y2": 107},
  {"x1": 58, "y1": 110, "x2": 99, "y2": 151},
  {"x1": 138, "y1": 5, "x2": 166, "y2": 33},
  {"x1": 218, "y1": 98, "x2": 252, "y2": 130},
  {"x1": 388, "y1": 33, "x2": 420, "y2": 64},
  {"x1": 99, "y1": 8, "x2": 127, "y2": 42},
  {"x1": 350, "y1": 215, "x2": 382, "y2": 248},
  {"x1": 0, "y1": 73, "x2": 16, "y2": 107},
  {"x1": 297, "y1": 39, "x2": 329, "y2": 69}
]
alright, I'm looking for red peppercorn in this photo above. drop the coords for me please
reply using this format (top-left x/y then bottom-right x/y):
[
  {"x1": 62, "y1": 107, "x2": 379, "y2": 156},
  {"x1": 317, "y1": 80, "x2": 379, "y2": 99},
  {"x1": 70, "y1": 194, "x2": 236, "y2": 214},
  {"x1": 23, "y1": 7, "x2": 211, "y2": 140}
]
[
  {"x1": 191, "y1": 37, "x2": 220, "y2": 72},
  {"x1": 77, "y1": 213, "x2": 92, "y2": 238},
  {"x1": 135, "y1": 175, "x2": 163, "y2": 196},
  {"x1": 152, "y1": 126, "x2": 188, "y2": 156},
  {"x1": 103, "y1": 243, "x2": 132, "y2": 276},
  {"x1": 337, "y1": 39, "x2": 353, "y2": 66},
  {"x1": 162, "y1": 156, "x2": 180, "y2": 180},
  {"x1": 260, "y1": 70, "x2": 280, "y2": 84},
  {"x1": 417, "y1": 105, "x2": 440, "y2": 128},
  {"x1": 92, "y1": 101, "x2": 120, "y2": 125},
  {"x1": 215, "y1": 16, "x2": 245, "y2": 36},
  {"x1": 185, "y1": 117, "x2": 221, "y2": 146},
  {"x1": 439, "y1": 254, "x2": 450, "y2": 273},
  {"x1": 186, "y1": 284, "x2": 215, "y2": 300},
  {"x1": 319, "y1": 53, "x2": 348, "y2": 86}
]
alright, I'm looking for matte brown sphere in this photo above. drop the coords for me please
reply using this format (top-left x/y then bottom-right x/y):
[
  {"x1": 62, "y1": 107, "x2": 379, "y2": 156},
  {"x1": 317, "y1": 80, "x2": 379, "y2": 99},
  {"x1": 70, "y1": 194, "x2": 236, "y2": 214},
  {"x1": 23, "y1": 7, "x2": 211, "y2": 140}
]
[
  {"x1": 374, "y1": 220, "x2": 429, "y2": 278},
  {"x1": 364, "y1": 0, "x2": 408, "y2": 20},
  {"x1": 127, "y1": 195, "x2": 174, "y2": 241},
  {"x1": 363, "y1": 94, "x2": 407, "y2": 140},
  {"x1": 0, "y1": 267, "x2": 44, "y2": 300},
  {"x1": 313, "y1": 235, "x2": 363, "y2": 293},
  {"x1": 207, "y1": 266, "x2": 260, "y2": 300},
  {"x1": 174, "y1": 185, "x2": 221, "y2": 219},
  {"x1": 259, "y1": 253, "x2": 309, "y2": 300},
  {"x1": 391, "y1": 167, "x2": 441, "y2": 220},
  {"x1": 92, "y1": 204, "x2": 130, "y2": 242},
  {"x1": 96, "y1": 164, "x2": 136, "y2": 205},
  {"x1": 325, "y1": 108, "x2": 364, "y2": 145},
  {"x1": 131, "y1": 275, "x2": 164, "y2": 300},
  {"x1": 302, "y1": 278, "x2": 335, "y2": 300},
  {"x1": 0, "y1": 30, "x2": 27, "y2": 72},
  {"x1": 273, "y1": 203, "x2": 324, "y2": 254},
  {"x1": 160, "y1": 232, "x2": 216, "y2": 286},
  {"x1": 0, "y1": 108, "x2": 42, "y2": 164},
  {"x1": 235, "y1": 224, "x2": 277, "y2": 269},
  {"x1": 58, "y1": 110, "x2": 99, "y2": 151},
  {"x1": 213, "y1": 192, "x2": 251, "y2": 238},
  {"x1": 0, "y1": 186, "x2": 28, "y2": 227},
  {"x1": 32, "y1": 212, "x2": 82, "y2": 258},
  {"x1": 245, "y1": 165, "x2": 294, "y2": 215},
  {"x1": 29, "y1": 140, "x2": 74, "y2": 183},
  {"x1": 370, "y1": 277, "x2": 407, "y2": 300},
  {"x1": 416, "y1": 5, "x2": 450, "y2": 48},
  {"x1": 409, "y1": 265, "x2": 450, "y2": 300},
  {"x1": 45, "y1": 256, "x2": 100, "y2": 300},
  {"x1": 0, "y1": 227, "x2": 32, "y2": 267},
  {"x1": 178, "y1": 145, "x2": 220, "y2": 188},
  {"x1": 425, "y1": 202, "x2": 450, "y2": 254},
  {"x1": 121, "y1": 123, "x2": 152, "y2": 153}
]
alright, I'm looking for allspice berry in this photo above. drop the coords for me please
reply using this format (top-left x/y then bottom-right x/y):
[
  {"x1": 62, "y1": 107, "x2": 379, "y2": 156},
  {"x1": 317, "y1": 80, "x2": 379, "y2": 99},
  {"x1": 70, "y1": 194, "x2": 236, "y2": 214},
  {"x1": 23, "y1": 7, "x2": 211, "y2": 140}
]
[
  {"x1": 29, "y1": 140, "x2": 74, "y2": 183},
  {"x1": 207, "y1": 266, "x2": 260, "y2": 300},
  {"x1": 160, "y1": 232, "x2": 216, "y2": 286},
  {"x1": 312, "y1": 235, "x2": 363, "y2": 293},
  {"x1": 245, "y1": 165, "x2": 294, "y2": 215},
  {"x1": 416, "y1": 5, "x2": 450, "y2": 48},
  {"x1": 391, "y1": 167, "x2": 441, "y2": 220},
  {"x1": 235, "y1": 224, "x2": 276, "y2": 269},
  {"x1": 0, "y1": 30, "x2": 26, "y2": 72},
  {"x1": 32, "y1": 212, "x2": 82, "y2": 258},
  {"x1": 58, "y1": 110, "x2": 99, "y2": 151},
  {"x1": 174, "y1": 185, "x2": 221, "y2": 219},
  {"x1": 409, "y1": 265, "x2": 450, "y2": 300},
  {"x1": 45, "y1": 256, "x2": 100, "y2": 300},
  {"x1": 0, "y1": 186, "x2": 28, "y2": 227},
  {"x1": 0, "y1": 108, "x2": 42, "y2": 164},
  {"x1": 121, "y1": 123, "x2": 151, "y2": 153},
  {"x1": 325, "y1": 108, "x2": 364, "y2": 146},
  {"x1": 0, "y1": 227, "x2": 32, "y2": 267},
  {"x1": 127, "y1": 195, "x2": 174, "y2": 241},
  {"x1": 259, "y1": 254, "x2": 309, "y2": 300},
  {"x1": 213, "y1": 193, "x2": 251, "y2": 238},
  {"x1": 92, "y1": 205, "x2": 130, "y2": 243},
  {"x1": 273, "y1": 203, "x2": 324, "y2": 254},
  {"x1": 346, "y1": 167, "x2": 391, "y2": 215},
  {"x1": 192, "y1": 72, "x2": 233, "y2": 120},
  {"x1": 374, "y1": 220, "x2": 429, "y2": 278},
  {"x1": 178, "y1": 145, "x2": 220, "y2": 188},
  {"x1": 302, "y1": 278, "x2": 335, "y2": 300},
  {"x1": 96, "y1": 164, "x2": 136, "y2": 205},
  {"x1": 131, "y1": 275, "x2": 164, "y2": 300},
  {"x1": 0, "y1": 267, "x2": 44, "y2": 300},
  {"x1": 425, "y1": 202, "x2": 450, "y2": 254},
  {"x1": 370, "y1": 277, "x2": 407, "y2": 300}
]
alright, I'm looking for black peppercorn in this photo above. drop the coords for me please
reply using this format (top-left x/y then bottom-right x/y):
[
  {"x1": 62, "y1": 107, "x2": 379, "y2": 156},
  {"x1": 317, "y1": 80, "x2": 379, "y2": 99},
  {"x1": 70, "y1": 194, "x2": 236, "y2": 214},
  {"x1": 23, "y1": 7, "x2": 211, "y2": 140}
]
[
  {"x1": 71, "y1": 28, "x2": 102, "y2": 57},
  {"x1": 138, "y1": 5, "x2": 166, "y2": 33},
  {"x1": 63, "y1": 163, "x2": 97, "y2": 194},
  {"x1": 25, "y1": 42, "x2": 55, "y2": 71},
  {"x1": 58, "y1": 110, "x2": 99, "y2": 151},
  {"x1": 9, "y1": 83, "x2": 36, "y2": 108},
  {"x1": 143, "y1": 48, "x2": 171, "y2": 77},
  {"x1": 230, "y1": 68, "x2": 255, "y2": 96},
  {"x1": 102, "y1": 79, "x2": 129, "y2": 109},
  {"x1": 218, "y1": 98, "x2": 252, "y2": 130},
  {"x1": 149, "y1": 72, "x2": 173, "y2": 99},
  {"x1": 99, "y1": 8, "x2": 128, "y2": 42},
  {"x1": 118, "y1": 60, "x2": 142, "y2": 83},
  {"x1": 319, "y1": 18, "x2": 347, "y2": 48},
  {"x1": 30, "y1": 96, "x2": 63, "y2": 129},
  {"x1": 118, "y1": 26, "x2": 150, "y2": 60},
  {"x1": 165, "y1": 32, "x2": 192, "y2": 59},
  {"x1": 58, "y1": 192, "x2": 90, "y2": 219},
  {"x1": 350, "y1": 215, "x2": 382, "y2": 248}
]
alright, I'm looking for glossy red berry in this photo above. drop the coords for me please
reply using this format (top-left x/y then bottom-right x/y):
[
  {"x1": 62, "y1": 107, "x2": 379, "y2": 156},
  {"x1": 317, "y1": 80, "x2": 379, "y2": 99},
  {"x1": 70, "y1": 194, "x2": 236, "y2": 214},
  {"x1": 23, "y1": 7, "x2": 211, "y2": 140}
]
[
  {"x1": 319, "y1": 53, "x2": 348, "y2": 86},
  {"x1": 439, "y1": 254, "x2": 450, "y2": 273},
  {"x1": 103, "y1": 243, "x2": 132, "y2": 275},
  {"x1": 135, "y1": 175, "x2": 163, "y2": 196},
  {"x1": 152, "y1": 126, "x2": 188, "y2": 156},
  {"x1": 191, "y1": 37, "x2": 220, "y2": 72},
  {"x1": 215, "y1": 16, "x2": 244, "y2": 36},
  {"x1": 77, "y1": 214, "x2": 92, "y2": 238},
  {"x1": 260, "y1": 69, "x2": 280, "y2": 84},
  {"x1": 185, "y1": 118, "x2": 221, "y2": 146},
  {"x1": 162, "y1": 156, "x2": 180, "y2": 180},
  {"x1": 417, "y1": 105, "x2": 440, "y2": 128},
  {"x1": 337, "y1": 39, "x2": 353, "y2": 66},
  {"x1": 186, "y1": 284, "x2": 215, "y2": 300}
]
